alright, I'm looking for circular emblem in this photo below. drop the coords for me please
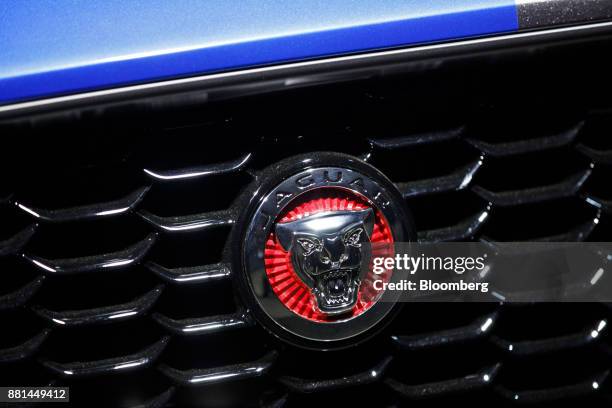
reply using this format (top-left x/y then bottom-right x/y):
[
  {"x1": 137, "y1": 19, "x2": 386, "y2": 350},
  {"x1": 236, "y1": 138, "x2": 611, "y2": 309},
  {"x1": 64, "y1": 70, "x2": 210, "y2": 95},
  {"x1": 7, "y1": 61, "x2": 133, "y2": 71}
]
[{"x1": 233, "y1": 153, "x2": 414, "y2": 347}]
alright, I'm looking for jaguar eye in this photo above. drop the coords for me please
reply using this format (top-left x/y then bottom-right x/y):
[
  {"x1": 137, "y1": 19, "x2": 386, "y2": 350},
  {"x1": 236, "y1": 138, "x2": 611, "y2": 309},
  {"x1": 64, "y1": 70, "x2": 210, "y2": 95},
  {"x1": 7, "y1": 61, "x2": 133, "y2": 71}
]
[
  {"x1": 344, "y1": 228, "x2": 364, "y2": 247},
  {"x1": 297, "y1": 238, "x2": 319, "y2": 254}
]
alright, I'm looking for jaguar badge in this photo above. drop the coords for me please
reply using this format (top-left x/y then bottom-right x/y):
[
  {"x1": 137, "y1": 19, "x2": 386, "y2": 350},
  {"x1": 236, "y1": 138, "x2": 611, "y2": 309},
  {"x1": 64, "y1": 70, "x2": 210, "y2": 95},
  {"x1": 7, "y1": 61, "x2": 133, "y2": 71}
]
[{"x1": 234, "y1": 153, "x2": 414, "y2": 346}]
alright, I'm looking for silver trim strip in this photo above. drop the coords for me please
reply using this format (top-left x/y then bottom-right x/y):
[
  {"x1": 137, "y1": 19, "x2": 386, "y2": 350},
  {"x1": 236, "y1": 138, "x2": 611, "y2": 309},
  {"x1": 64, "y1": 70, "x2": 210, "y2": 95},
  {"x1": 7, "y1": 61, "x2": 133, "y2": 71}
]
[{"x1": 2, "y1": 20, "x2": 612, "y2": 115}]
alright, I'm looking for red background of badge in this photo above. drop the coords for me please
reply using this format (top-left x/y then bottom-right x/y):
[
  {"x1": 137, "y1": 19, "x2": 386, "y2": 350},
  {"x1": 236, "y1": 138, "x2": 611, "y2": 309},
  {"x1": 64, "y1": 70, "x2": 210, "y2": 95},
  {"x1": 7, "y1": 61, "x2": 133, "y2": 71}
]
[{"x1": 264, "y1": 192, "x2": 394, "y2": 322}]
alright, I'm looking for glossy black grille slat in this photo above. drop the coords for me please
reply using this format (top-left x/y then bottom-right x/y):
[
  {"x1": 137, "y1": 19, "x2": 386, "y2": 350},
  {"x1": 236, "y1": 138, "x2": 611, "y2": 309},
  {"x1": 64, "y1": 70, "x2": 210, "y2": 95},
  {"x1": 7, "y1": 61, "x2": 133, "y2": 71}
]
[
  {"x1": 577, "y1": 144, "x2": 612, "y2": 164},
  {"x1": 472, "y1": 169, "x2": 592, "y2": 207},
  {"x1": 260, "y1": 393, "x2": 288, "y2": 408},
  {"x1": 385, "y1": 363, "x2": 500, "y2": 399},
  {"x1": 279, "y1": 357, "x2": 392, "y2": 393},
  {"x1": 466, "y1": 122, "x2": 583, "y2": 157},
  {"x1": 23, "y1": 233, "x2": 157, "y2": 274},
  {"x1": 396, "y1": 160, "x2": 482, "y2": 198},
  {"x1": 0, "y1": 224, "x2": 37, "y2": 256},
  {"x1": 491, "y1": 319, "x2": 607, "y2": 356},
  {"x1": 480, "y1": 212, "x2": 601, "y2": 243},
  {"x1": 391, "y1": 312, "x2": 497, "y2": 350},
  {"x1": 153, "y1": 310, "x2": 253, "y2": 335},
  {"x1": 40, "y1": 336, "x2": 169, "y2": 378},
  {"x1": 129, "y1": 387, "x2": 176, "y2": 408},
  {"x1": 145, "y1": 261, "x2": 230, "y2": 284},
  {"x1": 33, "y1": 285, "x2": 163, "y2": 327},
  {"x1": 143, "y1": 153, "x2": 252, "y2": 181},
  {"x1": 0, "y1": 329, "x2": 50, "y2": 363},
  {"x1": 0, "y1": 275, "x2": 45, "y2": 310},
  {"x1": 417, "y1": 208, "x2": 489, "y2": 242},
  {"x1": 486, "y1": 279, "x2": 599, "y2": 302},
  {"x1": 586, "y1": 195, "x2": 612, "y2": 213},
  {"x1": 159, "y1": 350, "x2": 277, "y2": 386},
  {"x1": 13, "y1": 186, "x2": 149, "y2": 222},
  {"x1": 368, "y1": 126, "x2": 464, "y2": 149},
  {"x1": 494, "y1": 370, "x2": 609, "y2": 404},
  {"x1": 139, "y1": 209, "x2": 234, "y2": 232},
  {"x1": 531, "y1": 217, "x2": 600, "y2": 242}
]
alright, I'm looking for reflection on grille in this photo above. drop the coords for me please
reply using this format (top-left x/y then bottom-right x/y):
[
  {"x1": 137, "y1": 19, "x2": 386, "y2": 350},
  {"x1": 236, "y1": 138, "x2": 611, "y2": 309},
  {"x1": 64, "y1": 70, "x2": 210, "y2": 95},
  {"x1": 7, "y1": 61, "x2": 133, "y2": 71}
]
[{"x1": 1, "y1": 39, "x2": 612, "y2": 407}]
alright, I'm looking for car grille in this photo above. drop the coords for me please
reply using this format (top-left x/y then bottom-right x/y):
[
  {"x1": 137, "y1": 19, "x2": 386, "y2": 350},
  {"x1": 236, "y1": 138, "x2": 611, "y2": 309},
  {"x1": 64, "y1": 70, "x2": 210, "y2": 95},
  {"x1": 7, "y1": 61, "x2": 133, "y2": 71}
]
[{"x1": 0, "y1": 39, "x2": 611, "y2": 407}]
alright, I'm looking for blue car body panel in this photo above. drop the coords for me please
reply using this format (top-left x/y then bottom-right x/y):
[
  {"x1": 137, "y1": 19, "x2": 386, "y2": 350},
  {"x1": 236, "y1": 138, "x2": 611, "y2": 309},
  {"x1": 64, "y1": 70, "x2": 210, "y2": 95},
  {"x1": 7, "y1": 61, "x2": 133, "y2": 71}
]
[{"x1": 0, "y1": 1, "x2": 518, "y2": 104}]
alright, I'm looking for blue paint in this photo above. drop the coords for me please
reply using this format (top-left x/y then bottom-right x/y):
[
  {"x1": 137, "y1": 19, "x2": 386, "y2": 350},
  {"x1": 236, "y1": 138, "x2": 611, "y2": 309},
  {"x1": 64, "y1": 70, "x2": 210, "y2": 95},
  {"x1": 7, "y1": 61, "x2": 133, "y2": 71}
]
[{"x1": 0, "y1": 1, "x2": 518, "y2": 104}]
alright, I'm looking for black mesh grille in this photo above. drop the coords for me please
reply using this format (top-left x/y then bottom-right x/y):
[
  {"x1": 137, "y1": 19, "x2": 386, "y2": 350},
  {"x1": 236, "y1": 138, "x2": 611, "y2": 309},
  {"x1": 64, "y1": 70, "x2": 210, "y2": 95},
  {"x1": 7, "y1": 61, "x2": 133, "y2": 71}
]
[{"x1": 1, "y1": 38, "x2": 611, "y2": 407}]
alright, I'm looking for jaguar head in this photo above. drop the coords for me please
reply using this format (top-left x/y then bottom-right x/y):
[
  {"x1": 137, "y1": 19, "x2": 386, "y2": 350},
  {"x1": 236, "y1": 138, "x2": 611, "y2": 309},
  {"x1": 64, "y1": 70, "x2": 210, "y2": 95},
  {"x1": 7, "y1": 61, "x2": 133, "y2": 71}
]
[{"x1": 275, "y1": 208, "x2": 375, "y2": 315}]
